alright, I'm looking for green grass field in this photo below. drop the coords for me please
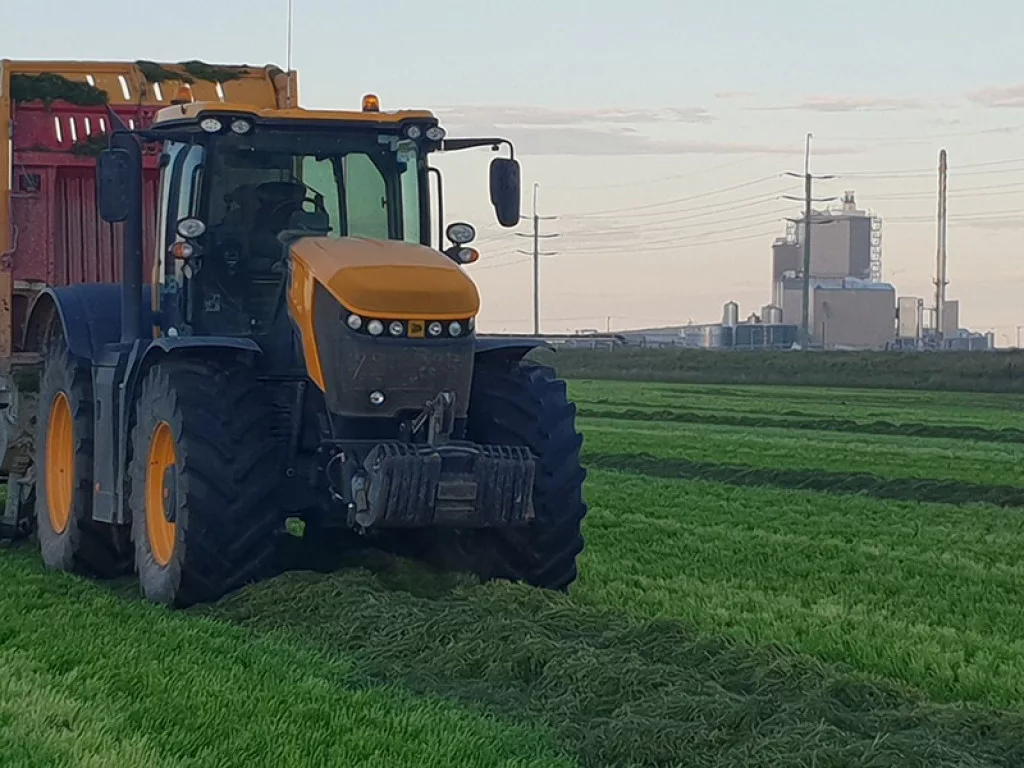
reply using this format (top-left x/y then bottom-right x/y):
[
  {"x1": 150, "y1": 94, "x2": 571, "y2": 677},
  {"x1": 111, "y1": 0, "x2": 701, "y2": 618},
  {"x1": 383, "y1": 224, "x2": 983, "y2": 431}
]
[
  {"x1": 3, "y1": 378, "x2": 1024, "y2": 766},
  {"x1": 542, "y1": 348, "x2": 1024, "y2": 393}
]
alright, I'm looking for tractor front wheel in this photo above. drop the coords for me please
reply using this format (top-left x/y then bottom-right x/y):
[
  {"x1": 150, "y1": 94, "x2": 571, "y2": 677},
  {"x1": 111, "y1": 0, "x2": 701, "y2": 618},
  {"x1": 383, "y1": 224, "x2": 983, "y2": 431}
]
[
  {"x1": 128, "y1": 358, "x2": 282, "y2": 607},
  {"x1": 440, "y1": 361, "x2": 588, "y2": 590}
]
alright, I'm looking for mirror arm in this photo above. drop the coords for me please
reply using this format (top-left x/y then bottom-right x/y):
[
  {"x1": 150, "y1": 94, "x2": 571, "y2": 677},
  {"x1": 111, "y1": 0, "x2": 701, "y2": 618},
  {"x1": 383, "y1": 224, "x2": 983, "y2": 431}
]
[{"x1": 441, "y1": 137, "x2": 515, "y2": 160}]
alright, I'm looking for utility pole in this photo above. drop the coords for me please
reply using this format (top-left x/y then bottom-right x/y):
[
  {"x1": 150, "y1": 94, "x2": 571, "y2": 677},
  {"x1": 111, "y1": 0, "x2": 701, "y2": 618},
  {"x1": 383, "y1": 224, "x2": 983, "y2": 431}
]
[
  {"x1": 934, "y1": 149, "x2": 948, "y2": 343},
  {"x1": 515, "y1": 183, "x2": 558, "y2": 335},
  {"x1": 784, "y1": 133, "x2": 836, "y2": 347}
]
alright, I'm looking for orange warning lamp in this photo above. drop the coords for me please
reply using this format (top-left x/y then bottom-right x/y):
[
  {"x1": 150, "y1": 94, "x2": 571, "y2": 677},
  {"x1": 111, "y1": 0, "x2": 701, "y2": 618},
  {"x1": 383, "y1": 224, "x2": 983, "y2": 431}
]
[
  {"x1": 170, "y1": 83, "x2": 194, "y2": 105},
  {"x1": 362, "y1": 93, "x2": 380, "y2": 112}
]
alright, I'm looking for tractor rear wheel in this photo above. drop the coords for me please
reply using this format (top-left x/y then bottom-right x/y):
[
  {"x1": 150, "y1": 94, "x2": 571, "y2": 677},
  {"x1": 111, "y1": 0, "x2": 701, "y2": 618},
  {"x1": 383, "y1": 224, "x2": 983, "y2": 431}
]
[
  {"x1": 128, "y1": 358, "x2": 282, "y2": 607},
  {"x1": 442, "y1": 361, "x2": 588, "y2": 590},
  {"x1": 35, "y1": 335, "x2": 125, "y2": 576}
]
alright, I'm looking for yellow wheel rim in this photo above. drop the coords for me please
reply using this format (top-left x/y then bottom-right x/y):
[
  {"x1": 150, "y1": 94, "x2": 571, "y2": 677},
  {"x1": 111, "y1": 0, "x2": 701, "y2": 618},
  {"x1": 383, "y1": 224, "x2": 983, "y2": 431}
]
[
  {"x1": 46, "y1": 392, "x2": 75, "y2": 534},
  {"x1": 146, "y1": 421, "x2": 178, "y2": 567}
]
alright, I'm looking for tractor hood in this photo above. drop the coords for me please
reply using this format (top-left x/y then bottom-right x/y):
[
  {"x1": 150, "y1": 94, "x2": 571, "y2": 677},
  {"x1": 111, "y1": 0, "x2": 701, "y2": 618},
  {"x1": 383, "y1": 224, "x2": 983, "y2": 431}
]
[{"x1": 289, "y1": 237, "x2": 480, "y2": 320}]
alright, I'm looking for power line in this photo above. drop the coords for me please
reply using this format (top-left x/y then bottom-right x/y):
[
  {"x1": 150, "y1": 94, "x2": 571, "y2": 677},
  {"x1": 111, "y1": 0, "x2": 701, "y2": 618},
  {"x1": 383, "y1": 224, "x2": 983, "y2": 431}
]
[
  {"x1": 831, "y1": 157, "x2": 1024, "y2": 179},
  {"x1": 471, "y1": 256, "x2": 533, "y2": 272},
  {"x1": 869, "y1": 180, "x2": 1024, "y2": 201},
  {"x1": 568, "y1": 174, "x2": 782, "y2": 217},
  {"x1": 565, "y1": 228, "x2": 780, "y2": 255},
  {"x1": 560, "y1": 188, "x2": 793, "y2": 223},
  {"x1": 560, "y1": 202, "x2": 791, "y2": 235},
  {"x1": 887, "y1": 208, "x2": 1024, "y2": 223},
  {"x1": 560, "y1": 210, "x2": 789, "y2": 247},
  {"x1": 544, "y1": 154, "x2": 771, "y2": 191}
]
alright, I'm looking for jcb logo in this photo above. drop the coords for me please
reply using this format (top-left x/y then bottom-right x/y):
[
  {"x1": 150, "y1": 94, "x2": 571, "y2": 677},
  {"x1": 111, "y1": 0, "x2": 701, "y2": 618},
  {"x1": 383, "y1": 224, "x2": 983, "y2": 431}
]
[{"x1": 408, "y1": 320, "x2": 425, "y2": 338}]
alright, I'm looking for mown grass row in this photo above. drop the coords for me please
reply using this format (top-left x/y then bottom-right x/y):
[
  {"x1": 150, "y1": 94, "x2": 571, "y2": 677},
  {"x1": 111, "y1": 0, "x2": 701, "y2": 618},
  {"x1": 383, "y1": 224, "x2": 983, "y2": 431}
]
[
  {"x1": 585, "y1": 451, "x2": 1024, "y2": 508},
  {"x1": 208, "y1": 548, "x2": 1024, "y2": 768},
  {"x1": 573, "y1": 470, "x2": 1024, "y2": 712},
  {"x1": 6, "y1": 537, "x2": 1023, "y2": 767},
  {"x1": 578, "y1": 405, "x2": 1024, "y2": 445},
  {"x1": 568, "y1": 379, "x2": 1024, "y2": 431},
  {"x1": 0, "y1": 547, "x2": 569, "y2": 768},
  {"x1": 540, "y1": 347, "x2": 1024, "y2": 393},
  {"x1": 581, "y1": 418, "x2": 1024, "y2": 493}
]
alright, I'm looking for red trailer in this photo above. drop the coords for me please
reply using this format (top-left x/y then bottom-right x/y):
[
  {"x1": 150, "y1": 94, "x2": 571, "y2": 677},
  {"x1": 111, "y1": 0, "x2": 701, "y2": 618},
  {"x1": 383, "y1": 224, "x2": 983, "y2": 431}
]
[
  {"x1": 0, "y1": 60, "x2": 296, "y2": 489},
  {"x1": 0, "y1": 60, "x2": 297, "y2": 359}
]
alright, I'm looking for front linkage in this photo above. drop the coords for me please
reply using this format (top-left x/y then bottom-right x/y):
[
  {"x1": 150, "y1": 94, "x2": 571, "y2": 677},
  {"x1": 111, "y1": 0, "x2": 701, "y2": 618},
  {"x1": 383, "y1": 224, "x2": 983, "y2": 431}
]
[{"x1": 323, "y1": 389, "x2": 537, "y2": 533}]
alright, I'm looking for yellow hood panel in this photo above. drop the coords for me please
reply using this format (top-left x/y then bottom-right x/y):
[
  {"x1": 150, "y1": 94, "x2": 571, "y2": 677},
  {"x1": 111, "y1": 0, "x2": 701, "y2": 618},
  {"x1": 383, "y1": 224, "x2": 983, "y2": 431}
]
[{"x1": 290, "y1": 237, "x2": 480, "y2": 320}]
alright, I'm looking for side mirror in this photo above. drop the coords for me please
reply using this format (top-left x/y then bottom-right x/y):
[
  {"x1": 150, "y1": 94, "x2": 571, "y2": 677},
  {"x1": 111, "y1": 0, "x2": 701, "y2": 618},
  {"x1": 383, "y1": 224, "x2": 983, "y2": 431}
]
[
  {"x1": 97, "y1": 148, "x2": 134, "y2": 223},
  {"x1": 489, "y1": 157, "x2": 521, "y2": 228}
]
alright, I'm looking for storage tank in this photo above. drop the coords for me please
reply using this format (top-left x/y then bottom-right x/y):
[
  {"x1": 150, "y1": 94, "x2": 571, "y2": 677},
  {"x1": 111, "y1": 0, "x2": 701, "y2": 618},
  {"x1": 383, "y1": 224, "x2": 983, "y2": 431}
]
[
  {"x1": 722, "y1": 301, "x2": 739, "y2": 326},
  {"x1": 762, "y1": 304, "x2": 783, "y2": 325},
  {"x1": 701, "y1": 325, "x2": 724, "y2": 348}
]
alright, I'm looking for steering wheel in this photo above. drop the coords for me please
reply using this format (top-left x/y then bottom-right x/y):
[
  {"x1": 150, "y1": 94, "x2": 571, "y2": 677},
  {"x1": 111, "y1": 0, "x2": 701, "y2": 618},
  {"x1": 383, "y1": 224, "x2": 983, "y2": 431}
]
[
  {"x1": 257, "y1": 179, "x2": 329, "y2": 229},
  {"x1": 266, "y1": 195, "x2": 325, "y2": 226}
]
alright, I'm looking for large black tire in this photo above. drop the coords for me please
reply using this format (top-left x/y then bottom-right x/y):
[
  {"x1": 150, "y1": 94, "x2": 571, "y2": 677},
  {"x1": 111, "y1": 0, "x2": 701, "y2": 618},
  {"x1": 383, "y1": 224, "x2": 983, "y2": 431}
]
[
  {"x1": 440, "y1": 361, "x2": 587, "y2": 590},
  {"x1": 128, "y1": 358, "x2": 283, "y2": 607},
  {"x1": 35, "y1": 336, "x2": 126, "y2": 576}
]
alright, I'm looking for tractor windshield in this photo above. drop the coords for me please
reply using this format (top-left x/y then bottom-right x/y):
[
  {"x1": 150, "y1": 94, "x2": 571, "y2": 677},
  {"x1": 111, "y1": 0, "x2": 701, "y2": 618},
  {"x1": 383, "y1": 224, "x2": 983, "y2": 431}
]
[{"x1": 200, "y1": 129, "x2": 426, "y2": 249}]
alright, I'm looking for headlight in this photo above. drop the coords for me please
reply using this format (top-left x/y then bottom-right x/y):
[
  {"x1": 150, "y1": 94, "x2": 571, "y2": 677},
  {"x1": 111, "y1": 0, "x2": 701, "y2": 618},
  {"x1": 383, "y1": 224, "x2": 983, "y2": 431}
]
[
  {"x1": 347, "y1": 314, "x2": 363, "y2": 330},
  {"x1": 199, "y1": 117, "x2": 223, "y2": 133},
  {"x1": 367, "y1": 319, "x2": 384, "y2": 336},
  {"x1": 427, "y1": 321, "x2": 443, "y2": 337},
  {"x1": 388, "y1": 321, "x2": 404, "y2": 337},
  {"x1": 448, "y1": 321, "x2": 462, "y2": 337},
  {"x1": 425, "y1": 125, "x2": 446, "y2": 141},
  {"x1": 176, "y1": 217, "x2": 206, "y2": 239},
  {"x1": 405, "y1": 125, "x2": 422, "y2": 139},
  {"x1": 230, "y1": 119, "x2": 252, "y2": 135},
  {"x1": 446, "y1": 222, "x2": 476, "y2": 245}
]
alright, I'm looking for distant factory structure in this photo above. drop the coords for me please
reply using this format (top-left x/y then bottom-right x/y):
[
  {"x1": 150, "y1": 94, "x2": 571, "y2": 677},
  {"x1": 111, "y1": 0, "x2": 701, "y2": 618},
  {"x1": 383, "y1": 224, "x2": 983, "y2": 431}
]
[
  {"x1": 598, "y1": 303, "x2": 798, "y2": 351},
  {"x1": 563, "y1": 185, "x2": 994, "y2": 351},
  {"x1": 745, "y1": 189, "x2": 987, "y2": 351},
  {"x1": 768, "y1": 191, "x2": 897, "y2": 349}
]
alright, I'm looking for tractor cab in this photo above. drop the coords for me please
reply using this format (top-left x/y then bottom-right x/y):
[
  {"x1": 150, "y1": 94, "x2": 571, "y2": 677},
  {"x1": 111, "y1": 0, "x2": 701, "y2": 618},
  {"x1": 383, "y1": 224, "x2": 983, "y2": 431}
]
[{"x1": 130, "y1": 97, "x2": 521, "y2": 343}]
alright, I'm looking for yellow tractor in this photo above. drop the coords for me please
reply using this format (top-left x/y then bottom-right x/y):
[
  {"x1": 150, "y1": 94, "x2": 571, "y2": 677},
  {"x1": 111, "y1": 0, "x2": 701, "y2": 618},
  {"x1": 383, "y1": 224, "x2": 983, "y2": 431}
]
[{"x1": 0, "y1": 61, "x2": 587, "y2": 606}]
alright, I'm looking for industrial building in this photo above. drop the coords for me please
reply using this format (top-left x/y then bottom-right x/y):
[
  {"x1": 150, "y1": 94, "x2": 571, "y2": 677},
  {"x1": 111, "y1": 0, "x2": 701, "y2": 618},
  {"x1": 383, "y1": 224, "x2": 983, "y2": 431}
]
[
  {"x1": 596, "y1": 308, "x2": 798, "y2": 350},
  {"x1": 558, "y1": 184, "x2": 995, "y2": 352},
  {"x1": 765, "y1": 190, "x2": 992, "y2": 350},
  {"x1": 770, "y1": 191, "x2": 898, "y2": 349}
]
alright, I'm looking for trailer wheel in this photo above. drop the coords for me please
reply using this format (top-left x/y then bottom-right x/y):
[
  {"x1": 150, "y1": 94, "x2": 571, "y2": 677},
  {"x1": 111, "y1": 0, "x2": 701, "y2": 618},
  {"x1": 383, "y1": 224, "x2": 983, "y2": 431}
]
[
  {"x1": 35, "y1": 336, "x2": 125, "y2": 576},
  {"x1": 445, "y1": 361, "x2": 588, "y2": 590},
  {"x1": 128, "y1": 358, "x2": 282, "y2": 607}
]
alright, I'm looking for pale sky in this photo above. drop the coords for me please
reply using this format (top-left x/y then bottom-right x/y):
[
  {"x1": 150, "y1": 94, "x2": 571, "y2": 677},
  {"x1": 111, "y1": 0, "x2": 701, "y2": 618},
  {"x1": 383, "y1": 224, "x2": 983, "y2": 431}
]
[{"x1": 4, "y1": 1, "x2": 1024, "y2": 343}]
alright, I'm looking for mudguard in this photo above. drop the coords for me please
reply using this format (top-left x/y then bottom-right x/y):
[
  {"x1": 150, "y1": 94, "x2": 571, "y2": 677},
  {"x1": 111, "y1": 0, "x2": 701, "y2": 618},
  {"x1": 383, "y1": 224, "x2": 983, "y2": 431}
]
[
  {"x1": 142, "y1": 336, "x2": 262, "y2": 357},
  {"x1": 22, "y1": 284, "x2": 154, "y2": 360},
  {"x1": 96, "y1": 335, "x2": 265, "y2": 526},
  {"x1": 474, "y1": 334, "x2": 551, "y2": 361}
]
